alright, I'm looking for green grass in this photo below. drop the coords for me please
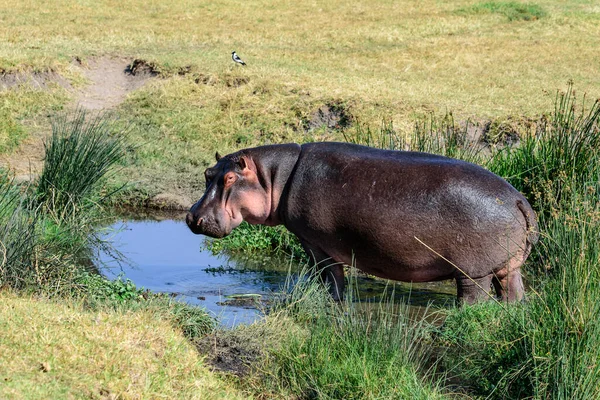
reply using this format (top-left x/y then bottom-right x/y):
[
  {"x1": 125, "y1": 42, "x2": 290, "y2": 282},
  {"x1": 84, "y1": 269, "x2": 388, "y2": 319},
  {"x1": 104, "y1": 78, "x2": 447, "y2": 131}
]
[
  {"x1": 0, "y1": 291, "x2": 240, "y2": 399},
  {"x1": 74, "y1": 271, "x2": 214, "y2": 341},
  {"x1": 36, "y1": 109, "x2": 129, "y2": 215},
  {"x1": 461, "y1": 1, "x2": 548, "y2": 21},
  {"x1": 0, "y1": 84, "x2": 68, "y2": 154},
  {"x1": 245, "y1": 270, "x2": 447, "y2": 399}
]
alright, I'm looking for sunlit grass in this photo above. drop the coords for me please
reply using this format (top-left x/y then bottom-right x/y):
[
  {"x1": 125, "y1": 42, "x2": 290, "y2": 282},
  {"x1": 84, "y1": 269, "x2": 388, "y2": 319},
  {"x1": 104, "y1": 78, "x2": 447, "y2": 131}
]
[
  {"x1": 1, "y1": 0, "x2": 599, "y2": 124},
  {"x1": 243, "y1": 268, "x2": 447, "y2": 399},
  {"x1": 0, "y1": 291, "x2": 241, "y2": 399},
  {"x1": 2, "y1": 0, "x2": 599, "y2": 199}
]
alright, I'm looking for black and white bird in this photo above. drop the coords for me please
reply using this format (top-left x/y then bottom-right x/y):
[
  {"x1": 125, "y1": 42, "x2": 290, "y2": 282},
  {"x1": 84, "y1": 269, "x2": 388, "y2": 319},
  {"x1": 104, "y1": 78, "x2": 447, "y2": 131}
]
[{"x1": 231, "y1": 51, "x2": 246, "y2": 66}]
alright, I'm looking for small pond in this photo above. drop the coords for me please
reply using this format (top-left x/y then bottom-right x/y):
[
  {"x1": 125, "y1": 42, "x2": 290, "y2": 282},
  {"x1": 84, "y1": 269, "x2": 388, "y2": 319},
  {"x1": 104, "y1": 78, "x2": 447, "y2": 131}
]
[{"x1": 97, "y1": 217, "x2": 456, "y2": 327}]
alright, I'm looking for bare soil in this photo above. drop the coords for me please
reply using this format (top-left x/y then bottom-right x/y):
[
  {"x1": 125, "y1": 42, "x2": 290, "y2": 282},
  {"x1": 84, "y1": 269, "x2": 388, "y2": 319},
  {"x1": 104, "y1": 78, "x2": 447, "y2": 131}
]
[
  {"x1": 305, "y1": 101, "x2": 353, "y2": 131},
  {"x1": 0, "y1": 71, "x2": 73, "y2": 91},
  {"x1": 196, "y1": 330, "x2": 264, "y2": 377},
  {"x1": 76, "y1": 57, "x2": 153, "y2": 110}
]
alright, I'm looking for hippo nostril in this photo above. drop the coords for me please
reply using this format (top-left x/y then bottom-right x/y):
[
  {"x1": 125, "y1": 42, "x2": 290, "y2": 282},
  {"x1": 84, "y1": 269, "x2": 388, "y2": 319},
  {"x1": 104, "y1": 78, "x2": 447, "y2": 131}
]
[{"x1": 197, "y1": 217, "x2": 204, "y2": 227}]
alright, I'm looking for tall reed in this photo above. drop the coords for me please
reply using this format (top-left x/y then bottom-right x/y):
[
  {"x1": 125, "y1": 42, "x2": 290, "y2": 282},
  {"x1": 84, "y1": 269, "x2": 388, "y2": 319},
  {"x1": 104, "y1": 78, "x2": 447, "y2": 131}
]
[
  {"x1": 488, "y1": 84, "x2": 600, "y2": 216},
  {"x1": 0, "y1": 172, "x2": 37, "y2": 289},
  {"x1": 258, "y1": 267, "x2": 446, "y2": 399},
  {"x1": 36, "y1": 108, "x2": 128, "y2": 216}
]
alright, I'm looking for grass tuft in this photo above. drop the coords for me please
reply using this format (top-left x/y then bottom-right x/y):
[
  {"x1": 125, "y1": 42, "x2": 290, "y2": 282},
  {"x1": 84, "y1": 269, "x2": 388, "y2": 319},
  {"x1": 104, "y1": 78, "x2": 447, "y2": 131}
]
[
  {"x1": 36, "y1": 108, "x2": 128, "y2": 216},
  {"x1": 461, "y1": 1, "x2": 547, "y2": 21},
  {"x1": 251, "y1": 268, "x2": 446, "y2": 399}
]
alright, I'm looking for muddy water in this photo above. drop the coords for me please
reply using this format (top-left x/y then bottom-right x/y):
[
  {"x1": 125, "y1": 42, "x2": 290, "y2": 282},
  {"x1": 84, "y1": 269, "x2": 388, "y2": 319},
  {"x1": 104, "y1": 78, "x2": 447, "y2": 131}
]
[{"x1": 97, "y1": 218, "x2": 456, "y2": 327}]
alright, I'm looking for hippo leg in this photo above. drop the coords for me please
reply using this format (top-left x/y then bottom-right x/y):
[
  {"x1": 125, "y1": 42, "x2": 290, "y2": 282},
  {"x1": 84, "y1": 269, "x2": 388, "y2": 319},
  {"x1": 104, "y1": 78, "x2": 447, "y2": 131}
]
[
  {"x1": 492, "y1": 268, "x2": 524, "y2": 302},
  {"x1": 456, "y1": 274, "x2": 493, "y2": 304},
  {"x1": 301, "y1": 242, "x2": 345, "y2": 301}
]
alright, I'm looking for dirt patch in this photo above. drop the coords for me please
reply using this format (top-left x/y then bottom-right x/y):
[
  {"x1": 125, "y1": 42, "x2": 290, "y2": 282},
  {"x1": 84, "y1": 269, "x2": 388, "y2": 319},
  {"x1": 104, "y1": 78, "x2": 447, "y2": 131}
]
[
  {"x1": 0, "y1": 71, "x2": 72, "y2": 91},
  {"x1": 193, "y1": 73, "x2": 249, "y2": 88},
  {"x1": 0, "y1": 133, "x2": 47, "y2": 176},
  {"x1": 76, "y1": 57, "x2": 154, "y2": 110},
  {"x1": 305, "y1": 101, "x2": 353, "y2": 131},
  {"x1": 196, "y1": 330, "x2": 264, "y2": 377},
  {"x1": 225, "y1": 76, "x2": 250, "y2": 88},
  {"x1": 475, "y1": 116, "x2": 543, "y2": 146},
  {"x1": 0, "y1": 57, "x2": 157, "y2": 175},
  {"x1": 480, "y1": 120, "x2": 520, "y2": 146},
  {"x1": 194, "y1": 74, "x2": 216, "y2": 85}
]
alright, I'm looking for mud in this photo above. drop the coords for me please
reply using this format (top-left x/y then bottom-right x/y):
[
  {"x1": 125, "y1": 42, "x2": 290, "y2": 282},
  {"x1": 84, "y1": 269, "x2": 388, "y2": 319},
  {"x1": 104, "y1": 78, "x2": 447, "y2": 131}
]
[
  {"x1": 305, "y1": 101, "x2": 353, "y2": 131},
  {"x1": 196, "y1": 330, "x2": 265, "y2": 377},
  {"x1": 0, "y1": 71, "x2": 72, "y2": 91}
]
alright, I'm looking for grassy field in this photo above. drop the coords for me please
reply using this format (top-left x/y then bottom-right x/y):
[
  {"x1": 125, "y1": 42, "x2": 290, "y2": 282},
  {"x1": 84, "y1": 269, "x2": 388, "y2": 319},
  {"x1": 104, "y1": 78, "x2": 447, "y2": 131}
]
[
  {"x1": 1, "y1": 0, "x2": 600, "y2": 201},
  {"x1": 0, "y1": 291, "x2": 242, "y2": 399}
]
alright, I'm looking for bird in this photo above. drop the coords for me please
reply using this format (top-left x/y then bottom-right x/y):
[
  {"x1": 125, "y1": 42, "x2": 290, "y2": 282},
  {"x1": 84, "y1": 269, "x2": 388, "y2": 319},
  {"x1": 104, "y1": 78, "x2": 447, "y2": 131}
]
[{"x1": 231, "y1": 51, "x2": 246, "y2": 66}]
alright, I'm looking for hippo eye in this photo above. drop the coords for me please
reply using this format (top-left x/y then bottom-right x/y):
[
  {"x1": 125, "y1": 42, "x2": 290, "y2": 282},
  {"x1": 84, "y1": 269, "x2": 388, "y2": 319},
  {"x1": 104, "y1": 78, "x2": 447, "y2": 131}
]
[{"x1": 224, "y1": 172, "x2": 238, "y2": 187}]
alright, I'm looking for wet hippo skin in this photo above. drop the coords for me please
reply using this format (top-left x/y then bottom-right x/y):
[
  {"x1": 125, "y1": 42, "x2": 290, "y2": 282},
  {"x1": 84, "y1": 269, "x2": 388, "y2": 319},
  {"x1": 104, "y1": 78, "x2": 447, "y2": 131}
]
[{"x1": 186, "y1": 142, "x2": 538, "y2": 304}]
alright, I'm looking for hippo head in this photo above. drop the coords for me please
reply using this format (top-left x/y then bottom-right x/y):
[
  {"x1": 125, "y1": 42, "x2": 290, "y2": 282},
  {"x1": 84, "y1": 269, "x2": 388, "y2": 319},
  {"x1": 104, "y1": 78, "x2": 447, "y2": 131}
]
[{"x1": 186, "y1": 152, "x2": 270, "y2": 238}]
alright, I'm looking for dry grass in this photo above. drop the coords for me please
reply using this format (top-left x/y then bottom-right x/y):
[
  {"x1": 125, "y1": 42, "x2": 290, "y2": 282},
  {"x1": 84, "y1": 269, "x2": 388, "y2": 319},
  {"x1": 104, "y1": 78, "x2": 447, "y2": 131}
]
[
  {"x1": 1, "y1": 0, "x2": 599, "y2": 119},
  {"x1": 0, "y1": 291, "x2": 242, "y2": 399}
]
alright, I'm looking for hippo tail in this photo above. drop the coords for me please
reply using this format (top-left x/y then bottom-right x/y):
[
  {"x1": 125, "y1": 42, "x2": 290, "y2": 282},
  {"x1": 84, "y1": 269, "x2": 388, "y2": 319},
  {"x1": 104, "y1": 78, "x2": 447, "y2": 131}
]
[{"x1": 517, "y1": 199, "x2": 539, "y2": 259}]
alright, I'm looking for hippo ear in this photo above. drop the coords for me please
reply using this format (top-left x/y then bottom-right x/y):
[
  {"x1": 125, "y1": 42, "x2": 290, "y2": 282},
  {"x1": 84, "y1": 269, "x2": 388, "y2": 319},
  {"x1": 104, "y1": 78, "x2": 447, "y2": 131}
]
[
  {"x1": 215, "y1": 152, "x2": 222, "y2": 161},
  {"x1": 238, "y1": 156, "x2": 247, "y2": 170},
  {"x1": 237, "y1": 155, "x2": 256, "y2": 172}
]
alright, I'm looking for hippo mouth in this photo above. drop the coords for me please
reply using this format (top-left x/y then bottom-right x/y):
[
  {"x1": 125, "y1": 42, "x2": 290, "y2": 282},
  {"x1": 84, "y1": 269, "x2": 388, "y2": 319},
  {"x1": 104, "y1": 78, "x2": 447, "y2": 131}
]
[{"x1": 185, "y1": 213, "x2": 229, "y2": 238}]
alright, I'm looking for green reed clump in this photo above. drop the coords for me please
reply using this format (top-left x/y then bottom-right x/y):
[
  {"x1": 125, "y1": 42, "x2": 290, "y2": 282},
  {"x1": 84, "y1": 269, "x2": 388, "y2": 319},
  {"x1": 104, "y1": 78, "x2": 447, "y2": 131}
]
[
  {"x1": 526, "y1": 183, "x2": 600, "y2": 398},
  {"x1": 36, "y1": 109, "x2": 128, "y2": 216},
  {"x1": 256, "y1": 269, "x2": 446, "y2": 399},
  {"x1": 0, "y1": 173, "x2": 38, "y2": 289},
  {"x1": 488, "y1": 85, "x2": 600, "y2": 217},
  {"x1": 344, "y1": 114, "x2": 484, "y2": 164}
]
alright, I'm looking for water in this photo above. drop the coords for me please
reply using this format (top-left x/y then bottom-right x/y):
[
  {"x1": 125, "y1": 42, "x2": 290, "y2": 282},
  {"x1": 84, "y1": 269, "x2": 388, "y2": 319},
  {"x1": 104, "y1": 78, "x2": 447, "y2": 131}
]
[
  {"x1": 97, "y1": 218, "x2": 291, "y2": 327},
  {"x1": 97, "y1": 218, "x2": 456, "y2": 327}
]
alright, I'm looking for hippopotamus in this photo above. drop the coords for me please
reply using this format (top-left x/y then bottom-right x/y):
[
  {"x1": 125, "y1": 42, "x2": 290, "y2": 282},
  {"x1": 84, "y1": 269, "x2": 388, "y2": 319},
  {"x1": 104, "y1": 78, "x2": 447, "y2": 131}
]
[{"x1": 186, "y1": 142, "x2": 538, "y2": 303}]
